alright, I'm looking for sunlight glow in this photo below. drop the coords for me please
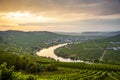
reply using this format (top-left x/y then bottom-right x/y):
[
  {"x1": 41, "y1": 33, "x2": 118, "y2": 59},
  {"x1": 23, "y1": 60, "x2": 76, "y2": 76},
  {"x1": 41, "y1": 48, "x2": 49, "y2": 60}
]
[
  {"x1": 3, "y1": 12, "x2": 58, "y2": 23},
  {"x1": 6, "y1": 12, "x2": 30, "y2": 19}
]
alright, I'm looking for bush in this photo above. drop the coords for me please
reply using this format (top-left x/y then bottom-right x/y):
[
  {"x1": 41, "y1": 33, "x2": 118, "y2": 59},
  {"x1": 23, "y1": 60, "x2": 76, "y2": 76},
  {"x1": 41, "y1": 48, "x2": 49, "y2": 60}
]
[
  {"x1": 46, "y1": 64, "x2": 57, "y2": 71},
  {"x1": 27, "y1": 75, "x2": 37, "y2": 80},
  {"x1": 26, "y1": 62, "x2": 37, "y2": 73},
  {"x1": 0, "y1": 62, "x2": 14, "y2": 80}
]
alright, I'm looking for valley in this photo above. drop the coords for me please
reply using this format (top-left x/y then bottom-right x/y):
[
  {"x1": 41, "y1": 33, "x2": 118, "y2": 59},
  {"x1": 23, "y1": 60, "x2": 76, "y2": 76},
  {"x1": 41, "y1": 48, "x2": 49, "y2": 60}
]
[{"x1": 0, "y1": 30, "x2": 120, "y2": 80}]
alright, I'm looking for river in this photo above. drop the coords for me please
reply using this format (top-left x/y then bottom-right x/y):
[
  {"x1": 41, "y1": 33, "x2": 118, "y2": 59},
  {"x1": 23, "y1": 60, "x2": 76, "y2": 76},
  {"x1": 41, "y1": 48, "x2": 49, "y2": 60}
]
[{"x1": 36, "y1": 43, "x2": 84, "y2": 62}]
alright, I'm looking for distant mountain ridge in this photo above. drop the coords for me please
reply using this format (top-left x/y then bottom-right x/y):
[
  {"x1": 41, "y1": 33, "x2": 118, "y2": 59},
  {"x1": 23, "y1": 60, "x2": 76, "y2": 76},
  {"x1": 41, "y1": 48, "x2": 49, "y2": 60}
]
[
  {"x1": 0, "y1": 30, "x2": 59, "y2": 36},
  {"x1": 57, "y1": 31, "x2": 120, "y2": 36},
  {"x1": 81, "y1": 31, "x2": 120, "y2": 36}
]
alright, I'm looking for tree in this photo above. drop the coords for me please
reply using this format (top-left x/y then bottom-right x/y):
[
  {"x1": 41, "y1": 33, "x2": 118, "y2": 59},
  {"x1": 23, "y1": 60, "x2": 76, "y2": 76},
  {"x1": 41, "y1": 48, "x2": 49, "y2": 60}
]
[
  {"x1": 0, "y1": 62, "x2": 14, "y2": 80},
  {"x1": 26, "y1": 62, "x2": 37, "y2": 73}
]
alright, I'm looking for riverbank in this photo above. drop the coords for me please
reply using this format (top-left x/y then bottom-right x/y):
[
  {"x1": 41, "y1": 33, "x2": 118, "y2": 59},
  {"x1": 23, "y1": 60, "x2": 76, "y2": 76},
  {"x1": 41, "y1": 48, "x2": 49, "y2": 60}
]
[{"x1": 36, "y1": 43, "x2": 84, "y2": 62}]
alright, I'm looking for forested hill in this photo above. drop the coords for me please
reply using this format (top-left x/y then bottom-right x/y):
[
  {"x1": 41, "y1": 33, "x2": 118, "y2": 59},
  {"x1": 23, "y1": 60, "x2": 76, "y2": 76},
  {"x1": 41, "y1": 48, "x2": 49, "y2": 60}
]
[
  {"x1": 0, "y1": 30, "x2": 67, "y2": 54},
  {"x1": 0, "y1": 30, "x2": 63, "y2": 38},
  {"x1": 98, "y1": 34, "x2": 120, "y2": 42}
]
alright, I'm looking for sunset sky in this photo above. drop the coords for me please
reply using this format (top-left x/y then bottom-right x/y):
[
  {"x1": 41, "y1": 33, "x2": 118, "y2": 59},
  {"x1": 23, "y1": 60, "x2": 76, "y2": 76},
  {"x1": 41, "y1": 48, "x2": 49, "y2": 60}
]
[{"x1": 0, "y1": 0, "x2": 120, "y2": 32}]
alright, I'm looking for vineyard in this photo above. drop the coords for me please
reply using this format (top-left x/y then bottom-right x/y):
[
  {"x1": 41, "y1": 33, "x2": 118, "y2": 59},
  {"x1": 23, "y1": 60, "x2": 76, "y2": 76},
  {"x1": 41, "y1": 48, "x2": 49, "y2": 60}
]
[
  {"x1": 56, "y1": 62, "x2": 120, "y2": 71},
  {"x1": 0, "y1": 52, "x2": 120, "y2": 80},
  {"x1": 55, "y1": 41, "x2": 103, "y2": 62},
  {"x1": 1, "y1": 61, "x2": 120, "y2": 80},
  {"x1": 55, "y1": 35, "x2": 120, "y2": 63},
  {"x1": 39, "y1": 69, "x2": 120, "y2": 80},
  {"x1": 38, "y1": 62, "x2": 120, "y2": 80}
]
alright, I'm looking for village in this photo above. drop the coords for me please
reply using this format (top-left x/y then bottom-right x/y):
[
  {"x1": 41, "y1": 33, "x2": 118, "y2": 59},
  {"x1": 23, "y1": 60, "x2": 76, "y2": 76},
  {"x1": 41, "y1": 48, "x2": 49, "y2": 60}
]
[
  {"x1": 44, "y1": 37, "x2": 85, "y2": 45},
  {"x1": 106, "y1": 41, "x2": 120, "y2": 51}
]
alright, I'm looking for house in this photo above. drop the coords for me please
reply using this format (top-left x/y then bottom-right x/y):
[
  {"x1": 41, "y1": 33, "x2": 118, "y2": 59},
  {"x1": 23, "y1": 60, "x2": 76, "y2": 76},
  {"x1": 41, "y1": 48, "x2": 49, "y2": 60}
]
[
  {"x1": 106, "y1": 46, "x2": 113, "y2": 50},
  {"x1": 113, "y1": 47, "x2": 118, "y2": 50}
]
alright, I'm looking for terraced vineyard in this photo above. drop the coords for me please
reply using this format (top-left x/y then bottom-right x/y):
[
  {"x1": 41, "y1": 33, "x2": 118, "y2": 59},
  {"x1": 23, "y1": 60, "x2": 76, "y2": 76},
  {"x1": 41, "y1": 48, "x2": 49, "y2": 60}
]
[
  {"x1": 38, "y1": 62, "x2": 120, "y2": 80},
  {"x1": 1, "y1": 52, "x2": 120, "y2": 80},
  {"x1": 39, "y1": 69, "x2": 120, "y2": 80},
  {"x1": 17, "y1": 62, "x2": 120, "y2": 80}
]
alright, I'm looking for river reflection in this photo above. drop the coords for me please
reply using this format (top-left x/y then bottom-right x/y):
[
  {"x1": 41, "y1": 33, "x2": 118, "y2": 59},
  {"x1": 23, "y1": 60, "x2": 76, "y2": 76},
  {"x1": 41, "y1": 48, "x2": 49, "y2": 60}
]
[{"x1": 36, "y1": 43, "x2": 84, "y2": 62}]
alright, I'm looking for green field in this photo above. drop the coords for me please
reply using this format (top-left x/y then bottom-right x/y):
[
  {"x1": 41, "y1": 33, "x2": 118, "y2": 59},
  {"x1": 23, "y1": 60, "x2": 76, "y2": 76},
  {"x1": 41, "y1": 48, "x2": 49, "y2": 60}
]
[
  {"x1": 55, "y1": 42, "x2": 103, "y2": 62},
  {"x1": 55, "y1": 35, "x2": 120, "y2": 63}
]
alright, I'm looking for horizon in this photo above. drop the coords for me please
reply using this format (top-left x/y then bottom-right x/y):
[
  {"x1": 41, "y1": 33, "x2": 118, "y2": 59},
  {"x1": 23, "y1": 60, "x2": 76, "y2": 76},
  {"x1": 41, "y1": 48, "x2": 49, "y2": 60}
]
[
  {"x1": 0, "y1": 0, "x2": 120, "y2": 32},
  {"x1": 0, "y1": 30, "x2": 120, "y2": 33}
]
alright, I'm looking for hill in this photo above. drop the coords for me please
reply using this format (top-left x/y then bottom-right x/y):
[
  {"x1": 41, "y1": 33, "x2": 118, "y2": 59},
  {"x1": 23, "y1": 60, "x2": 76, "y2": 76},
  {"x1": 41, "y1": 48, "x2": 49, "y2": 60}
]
[
  {"x1": 81, "y1": 31, "x2": 120, "y2": 36},
  {"x1": 0, "y1": 30, "x2": 110, "y2": 55},
  {"x1": 0, "y1": 30, "x2": 67, "y2": 54}
]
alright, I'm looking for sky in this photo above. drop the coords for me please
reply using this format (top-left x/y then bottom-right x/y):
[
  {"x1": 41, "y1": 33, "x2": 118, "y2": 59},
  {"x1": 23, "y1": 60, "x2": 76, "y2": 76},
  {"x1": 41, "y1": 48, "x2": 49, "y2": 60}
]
[{"x1": 0, "y1": 0, "x2": 120, "y2": 32}]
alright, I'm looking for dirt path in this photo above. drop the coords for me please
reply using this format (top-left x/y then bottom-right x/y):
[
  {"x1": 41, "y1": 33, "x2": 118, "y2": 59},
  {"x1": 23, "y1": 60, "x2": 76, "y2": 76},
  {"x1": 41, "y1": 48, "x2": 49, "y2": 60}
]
[
  {"x1": 94, "y1": 42, "x2": 106, "y2": 61},
  {"x1": 99, "y1": 50, "x2": 106, "y2": 61}
]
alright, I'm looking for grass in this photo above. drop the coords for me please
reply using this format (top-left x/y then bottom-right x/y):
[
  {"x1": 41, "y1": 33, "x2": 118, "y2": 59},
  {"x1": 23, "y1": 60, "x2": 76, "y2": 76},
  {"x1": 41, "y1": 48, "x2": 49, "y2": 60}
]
[{"x1": 103, "y1": 50, "x2": 120, "y2": 63}]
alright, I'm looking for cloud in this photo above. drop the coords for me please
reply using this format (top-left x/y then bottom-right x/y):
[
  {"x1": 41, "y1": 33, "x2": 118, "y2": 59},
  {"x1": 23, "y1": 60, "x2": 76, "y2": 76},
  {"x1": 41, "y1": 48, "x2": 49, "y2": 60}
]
[
  {"x1": 18, "y1": 17, "x2": 120, "y2": 32},
  {"x1": 0, "y1": 0, "x2": 120, "y2": 17},
  {"x1": 0, "y1": 0, "x2": 120, "y2": 32}
]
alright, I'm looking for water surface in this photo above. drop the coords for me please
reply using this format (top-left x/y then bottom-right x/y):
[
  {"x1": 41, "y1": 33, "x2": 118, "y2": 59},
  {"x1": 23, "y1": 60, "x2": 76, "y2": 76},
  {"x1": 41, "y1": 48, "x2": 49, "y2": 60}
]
[{"x1": 36, "y1": 43, "x2": 84, "y2": 62}]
